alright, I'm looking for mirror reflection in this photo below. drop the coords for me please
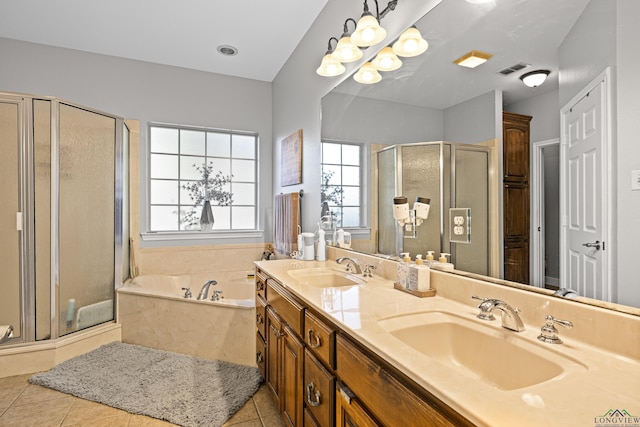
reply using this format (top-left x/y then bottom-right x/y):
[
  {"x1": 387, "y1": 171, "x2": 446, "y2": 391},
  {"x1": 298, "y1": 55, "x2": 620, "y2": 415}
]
[{"x1": 320, "y1": 0, "x2": 640, "y2": 310}]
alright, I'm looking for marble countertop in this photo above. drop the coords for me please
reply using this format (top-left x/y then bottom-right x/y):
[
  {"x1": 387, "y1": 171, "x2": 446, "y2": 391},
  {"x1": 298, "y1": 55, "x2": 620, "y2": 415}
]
[{"x1": 255, "y1": 258, "x2": 640, "y2": 427}]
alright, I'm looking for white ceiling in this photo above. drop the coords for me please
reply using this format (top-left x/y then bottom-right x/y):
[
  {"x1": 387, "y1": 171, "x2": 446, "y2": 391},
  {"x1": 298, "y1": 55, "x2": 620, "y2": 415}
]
[{"x1": 0, "y1": 0, "x2": 328, "y2": 82}]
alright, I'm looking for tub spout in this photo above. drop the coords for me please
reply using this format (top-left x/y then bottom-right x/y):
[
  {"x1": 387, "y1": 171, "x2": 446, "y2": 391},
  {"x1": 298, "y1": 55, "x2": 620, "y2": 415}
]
[
  {"x1": 0, "y1": 325, "x2": 14, "y2": 344},
  {"x1": 197, "y1": 280, "x2": 218, "y2": 300}
]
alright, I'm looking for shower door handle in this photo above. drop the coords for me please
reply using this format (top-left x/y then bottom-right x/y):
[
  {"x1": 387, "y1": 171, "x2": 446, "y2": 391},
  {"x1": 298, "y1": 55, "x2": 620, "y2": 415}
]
[{"x1": 582, "y1": 240, "x2": 602, "y2": 250}]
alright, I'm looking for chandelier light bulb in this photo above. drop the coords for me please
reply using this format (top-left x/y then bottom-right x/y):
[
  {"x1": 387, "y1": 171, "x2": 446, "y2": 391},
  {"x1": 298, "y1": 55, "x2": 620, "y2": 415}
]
[
  {"x1": 354, "y1": 62, "x2": 382, "y2": 84},
  {"x1": 392, "y1": 27, "x2": 429, "y2": 57},
  {"x1": 372, "y1": 47, "x2": 402, "y2": 72}
]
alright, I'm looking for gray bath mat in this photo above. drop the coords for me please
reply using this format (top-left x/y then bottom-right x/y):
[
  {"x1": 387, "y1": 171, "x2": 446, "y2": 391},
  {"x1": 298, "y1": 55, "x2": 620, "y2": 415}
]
[{"x1": 29, "y1": 342, "x2": 262, "y2": 427}]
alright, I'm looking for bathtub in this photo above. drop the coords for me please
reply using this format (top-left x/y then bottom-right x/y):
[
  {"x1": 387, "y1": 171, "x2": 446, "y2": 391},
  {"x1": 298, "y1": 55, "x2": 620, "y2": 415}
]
[{"x1": 117, "y1": 273, "x2": 256, "y2": 366}]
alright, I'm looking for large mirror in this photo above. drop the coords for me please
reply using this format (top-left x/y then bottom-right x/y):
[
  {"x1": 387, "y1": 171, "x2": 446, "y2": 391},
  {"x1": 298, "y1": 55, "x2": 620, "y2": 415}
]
[{"x1": 321, "y1": 0, "x2": 640, "y2": 313}]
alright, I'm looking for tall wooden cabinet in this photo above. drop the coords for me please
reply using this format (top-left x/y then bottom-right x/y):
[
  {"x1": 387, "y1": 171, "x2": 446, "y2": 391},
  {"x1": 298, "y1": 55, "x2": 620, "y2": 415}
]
[{"x1": 503, "y1": 112, "x2": 532, "y2": 284}]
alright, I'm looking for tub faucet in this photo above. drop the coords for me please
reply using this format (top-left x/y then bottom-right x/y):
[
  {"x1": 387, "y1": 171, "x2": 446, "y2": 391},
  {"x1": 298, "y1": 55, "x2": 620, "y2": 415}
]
[
  {"x1": 197, "y1": 280, "x2": 218, "y2": 300},
  {"x1": 472, "y1": 296, "x2": 525, "y2": 332},
  {"x1": 0, "y1": 325, "x2": 14, "y2": 344},
  {"x1": 336, "y1": 257, "x2": 362, "y2": 274}
]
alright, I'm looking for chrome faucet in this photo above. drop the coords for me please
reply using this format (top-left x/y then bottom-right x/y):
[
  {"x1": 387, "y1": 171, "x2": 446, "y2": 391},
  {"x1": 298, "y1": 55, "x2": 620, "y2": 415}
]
[
  {"x1": 538, "y1": 315, "x2": 573, "y2": 344},
  {"x1": 0, "y1": 325, "x2": 14, "y2": 344},
  {"x1": 210, "y1": 290, "x2": 224, "y2": 301},
  {"x1": 197, "y1": 280, "x2": 218, "y2": 300},
  {"x1": 472, "y1": 296, "x2": 525, "y2": 332},
  {"x1": 336, "y1": 257, "x2": 362, "y2": 274}
]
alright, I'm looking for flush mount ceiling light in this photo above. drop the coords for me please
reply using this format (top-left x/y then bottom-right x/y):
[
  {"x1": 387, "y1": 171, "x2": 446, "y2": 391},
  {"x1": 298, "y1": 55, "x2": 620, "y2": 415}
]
[
  {"x1": 316, "y1": 37, "x2": 346, "y2": 77},
  {"x1": 392, "y1": 26, "x2": 429, "y2": 57},
  {"x1": 520, "y1": 69, "x2": 550, "y2": 87},
  {"x1": 354, "y1": 62, "x2": 382, "y2": 84},
  {"x1": 453, "y1": 50, "x2": 493, "y2": 68},
  {"x1": 351, "y1": 0, "x2": 393, "y2": 47},
  {"x1": 331, "y1": 18, "x2": 363, "y2": 63},
  {"x1": 217, "y1": 45, "x2": 238, "y2": 56}
]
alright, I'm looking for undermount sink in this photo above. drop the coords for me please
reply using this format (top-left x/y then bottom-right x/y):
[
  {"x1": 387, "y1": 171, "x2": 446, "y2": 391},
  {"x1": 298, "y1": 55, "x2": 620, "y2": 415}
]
[
  {"x1": 378, "y1": 311, "x2": 586, "y2": 391},
  {"x1": 288, "y1": 268, "x2": 364, "y2": 288}
]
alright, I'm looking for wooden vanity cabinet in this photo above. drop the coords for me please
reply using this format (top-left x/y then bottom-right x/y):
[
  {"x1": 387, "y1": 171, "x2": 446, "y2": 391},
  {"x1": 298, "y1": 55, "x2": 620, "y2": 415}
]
[{"x1": 336, "y1": 382, "x2": 379, "y2": 427}]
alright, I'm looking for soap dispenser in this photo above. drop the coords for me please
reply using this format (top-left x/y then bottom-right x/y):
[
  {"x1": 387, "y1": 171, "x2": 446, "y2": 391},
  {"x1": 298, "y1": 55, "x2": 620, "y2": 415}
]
[
  {"x1": 397, "y1": 252, "x2": 410, "y2": 288},
  {"x1": 316, "y1": 229, "x2": 326, "y2": 261},
  {"x1": 436, "y1": 253, "x2": 454, "y2": 271},
  {"x1": 408, "y1": 254, "x2": 431, "y2": 291},
  {"x1": 425, "y1": 251, "x2": 435, "y2": 267}
]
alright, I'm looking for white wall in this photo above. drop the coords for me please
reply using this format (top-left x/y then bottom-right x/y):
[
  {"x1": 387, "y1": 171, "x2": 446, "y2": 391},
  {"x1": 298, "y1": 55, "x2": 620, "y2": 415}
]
[
  {"x1": 505, "y1": 89, "x2": 561, "y2": 143},
  {"x1": 0, "y1": 37, "x2": 274, "y2": 242},
  {"x1": 443, "y1": 91, "x2": 499, "y2": 144}
]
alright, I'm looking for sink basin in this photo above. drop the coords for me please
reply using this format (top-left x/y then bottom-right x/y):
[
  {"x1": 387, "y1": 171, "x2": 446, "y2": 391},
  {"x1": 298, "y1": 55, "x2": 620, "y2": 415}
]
[
  {"x1": 378, "y1": 311, "x2": 586, "y2": 391},
  {"x1": 288, "y1": 268, "x2": 364, "y2": 288}
]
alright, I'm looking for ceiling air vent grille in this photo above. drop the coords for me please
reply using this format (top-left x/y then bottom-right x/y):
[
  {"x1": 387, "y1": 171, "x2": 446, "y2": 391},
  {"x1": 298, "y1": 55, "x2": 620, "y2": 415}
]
[{"x1": 498, "y1": 62, "x2": 530, "y2": 75}]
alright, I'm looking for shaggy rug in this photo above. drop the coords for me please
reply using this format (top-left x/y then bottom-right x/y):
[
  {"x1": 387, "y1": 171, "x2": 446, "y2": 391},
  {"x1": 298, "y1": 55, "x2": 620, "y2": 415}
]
[{"x1": 29, "y1": 342, "x2": 262, "y2": 427}]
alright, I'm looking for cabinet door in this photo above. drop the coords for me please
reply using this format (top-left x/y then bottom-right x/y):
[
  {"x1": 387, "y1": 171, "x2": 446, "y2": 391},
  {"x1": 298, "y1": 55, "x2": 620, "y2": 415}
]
[
  {"x1": 304, "y1": 349, "x2": 335, "y2": 427},
  {"x1": 305, "y1": 311, "x2": 336, "y2": 369},
  {"x1": 335, "y1": 383, "x2": 380, "y2": 427},
  {"x1": 256, "y1": 333, "x2": 266, "y2": 380},
  {"x1": 266, "y1": 307, "x2": 282, "y2": 406},
  {"x1": 282, "y1": 324, "x2": 304, "y2": 427},
  {"x1": 256, "y1": 294, "x2": 267, "y2": 341}
]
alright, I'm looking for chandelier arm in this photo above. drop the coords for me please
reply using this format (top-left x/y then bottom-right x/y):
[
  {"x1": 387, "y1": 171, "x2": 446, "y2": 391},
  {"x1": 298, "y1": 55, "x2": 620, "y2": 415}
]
[
  {"x1": 343, "y1": 18, "x2": 358, "y2": 35},
  {"x1": 379, "y1": 0, "x2": 398, "y2": 20}
]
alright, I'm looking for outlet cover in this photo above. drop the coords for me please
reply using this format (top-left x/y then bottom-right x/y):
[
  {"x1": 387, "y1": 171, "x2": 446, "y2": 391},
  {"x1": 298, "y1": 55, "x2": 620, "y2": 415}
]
[{"x1": 449, "y1": 208, "x2": 471, "y2": 244}]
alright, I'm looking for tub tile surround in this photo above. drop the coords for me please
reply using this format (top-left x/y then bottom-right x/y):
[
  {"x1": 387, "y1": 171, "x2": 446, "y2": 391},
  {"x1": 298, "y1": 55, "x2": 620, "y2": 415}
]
[{"x1": 257, "y1": 249, "x2": 640, "y2": 427}]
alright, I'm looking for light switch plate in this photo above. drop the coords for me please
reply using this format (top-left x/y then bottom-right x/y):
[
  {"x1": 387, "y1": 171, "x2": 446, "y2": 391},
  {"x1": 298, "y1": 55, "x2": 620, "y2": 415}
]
[
  {"x1": 632, "y1": 170, "x2": 640, "y2": 191},
  {"x1": 449, "y1": 208, "x2": 471, "y2": 243}
]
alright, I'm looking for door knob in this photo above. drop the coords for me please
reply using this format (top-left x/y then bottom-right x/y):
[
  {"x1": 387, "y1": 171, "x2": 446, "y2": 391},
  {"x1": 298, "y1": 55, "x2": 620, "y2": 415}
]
[{"x1": 582, "y1": 240, "x2": 601, "y2": 250}]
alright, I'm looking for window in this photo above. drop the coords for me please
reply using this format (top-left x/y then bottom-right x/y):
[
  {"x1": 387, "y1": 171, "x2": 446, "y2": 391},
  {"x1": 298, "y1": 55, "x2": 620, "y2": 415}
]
[
  {"x1": 321, "y1": 141, "x2": 362, "y2": 228},
  {"x1": 148, "y1": 124, "x2": 257, "y2": 232}
]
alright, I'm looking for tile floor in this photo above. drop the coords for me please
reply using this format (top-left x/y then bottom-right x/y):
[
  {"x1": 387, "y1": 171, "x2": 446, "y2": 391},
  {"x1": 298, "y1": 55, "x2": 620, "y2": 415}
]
[{"x1": 0, "y1": 374, "x2": 285, "y2": 427}]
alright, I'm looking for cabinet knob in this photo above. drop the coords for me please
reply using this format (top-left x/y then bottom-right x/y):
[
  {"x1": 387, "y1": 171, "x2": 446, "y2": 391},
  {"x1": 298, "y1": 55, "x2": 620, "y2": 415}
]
[
  {"x1": 270, "y1": 324, "x2": 283, "y2": 338},
  {"x1": 307, "y1": 329, "x2": 322, "y2": 348},
  {"x1": 256, "y1": 281, "x2": 265, "y2": 291},
  {"x1": 256, "y1": 313, "x2": 263, "y2": 325},
  {"x1": 256, "y1": 351, "x2": 264, "y2": 364},
  {"x1": 306, "y1": 382, "x2": 321, "y2": 407}
]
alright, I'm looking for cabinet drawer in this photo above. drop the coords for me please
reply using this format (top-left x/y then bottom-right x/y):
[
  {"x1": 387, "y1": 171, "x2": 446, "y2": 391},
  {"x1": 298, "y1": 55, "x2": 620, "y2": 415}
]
[
  {"x1": 256, "y1": 294, "x2": 267, "y2": 340},
  {"x1": 336, "y1": 382, "x2": 380, "y2": 427},
  {"x1": 304, "y1": 349, "x2": 335, "y2": 427},
  {"x1": 256, "y1": 334, "x2": 266, "y2": 380},
  {"x1": 267, "y1": 280, "x2": 305, "y2": 336},
  {"x1": 305, "y1": 310, "x2": 336, "y2": 369},
  {"x1": 336, "y1": 335, "x2": 463, "y2": 427},
  {"x1": 255, "y1": 270, "x2": 268, "y2": 300}
]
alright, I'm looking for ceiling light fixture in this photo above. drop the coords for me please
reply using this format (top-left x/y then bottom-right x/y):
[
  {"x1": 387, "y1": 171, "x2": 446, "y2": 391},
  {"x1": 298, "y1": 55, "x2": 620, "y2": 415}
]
[
  {"x1": 217, "y1": 45, "x2": 238, "y2": 56},
  {"x1": 316, "y1": 37, "x2": 346, "y2": 77},
  {"x1": 331, "y1": 18, "x2": 363, "y2": 63},
  {"x1": 520, "y1": 69, "x2": 550, "y2": 87},
  {"x1": 354, "y1": 62, "x2": 382, "y2": 84},
  {"x1": 392, "y1": 26, "x2": 429, "y2": 57},
  {"x1": 453, "y1": 50, "x2": 493, "y2": 68},
  {"x1": 372, "y1": 46, "x2": 402, "y2": 71}
]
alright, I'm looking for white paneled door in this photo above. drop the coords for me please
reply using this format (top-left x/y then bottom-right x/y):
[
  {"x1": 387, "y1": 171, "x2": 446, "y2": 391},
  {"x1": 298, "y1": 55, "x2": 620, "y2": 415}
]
[{"x1": 561, "y1": 72, "x2": 611, "y2": 301}]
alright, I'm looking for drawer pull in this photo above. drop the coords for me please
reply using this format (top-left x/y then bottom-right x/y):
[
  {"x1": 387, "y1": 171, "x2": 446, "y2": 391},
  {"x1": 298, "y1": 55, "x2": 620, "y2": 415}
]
[
  {"x1": 270, "y1": 324, "x2": 283, "y2": 338},
  {"x1": 256, "y1": 351, "x2": 264, "y2": 363},
  {"x1": 306, "y1": 382, "x2": 321, "y2": 407},
  {"x1": 256, "y1": 281, "x2": 265, "y2": 291},
  {"x1": 307, "y1": 329, "x2": 322, "y2": 348},
  {"x1": 256, "y1": 313, "x2": 263, "y2": 325}
]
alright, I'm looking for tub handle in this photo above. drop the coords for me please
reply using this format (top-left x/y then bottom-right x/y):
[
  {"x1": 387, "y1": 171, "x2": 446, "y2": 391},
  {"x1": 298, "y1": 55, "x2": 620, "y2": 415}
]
[
  {"x1": 256, "y1": 351, "x2": 264, "y2": 364},
  {"x1": 306, "y1": 382, "x2": 321, "y2": 407},
  {"x1": 270, "y1": 324, "x2": 283, "y2": 338},
  {"x1": 181, "y1": 287, "x2": 192, "y2": 298},
  {"x1": 256, "y1": 313, "x2": 264, "y2": 325},
  {"x1": 307, "y1": 329, "x2": 322, "y2": 348}
]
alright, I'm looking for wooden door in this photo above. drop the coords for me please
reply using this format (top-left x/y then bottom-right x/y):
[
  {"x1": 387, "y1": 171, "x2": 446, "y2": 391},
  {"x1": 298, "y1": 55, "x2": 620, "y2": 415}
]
[{"x1": 503, "y1": 112, "x2": 532, "y2": 283}]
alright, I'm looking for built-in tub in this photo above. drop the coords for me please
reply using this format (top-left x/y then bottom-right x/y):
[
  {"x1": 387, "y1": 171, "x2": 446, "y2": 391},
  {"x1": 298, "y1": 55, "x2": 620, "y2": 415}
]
[{"x1": 117, "y1": 273, "x2": 256, "y2": 366}]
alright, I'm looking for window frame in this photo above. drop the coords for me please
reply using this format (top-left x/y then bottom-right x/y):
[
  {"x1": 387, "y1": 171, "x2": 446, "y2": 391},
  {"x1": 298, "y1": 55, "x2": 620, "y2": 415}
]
[
  {"x1": 141, "y1": 122, "x2": 262, "y2": 244},
  {"x1": 320, "y1": 139, "x2": 370, "y2": 232}
]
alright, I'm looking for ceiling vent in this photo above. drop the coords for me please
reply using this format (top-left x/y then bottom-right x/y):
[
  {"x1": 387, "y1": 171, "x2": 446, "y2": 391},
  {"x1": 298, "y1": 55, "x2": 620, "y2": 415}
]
[{"x1": 497, "y1": 62, "x2": 530, "y2": 75}]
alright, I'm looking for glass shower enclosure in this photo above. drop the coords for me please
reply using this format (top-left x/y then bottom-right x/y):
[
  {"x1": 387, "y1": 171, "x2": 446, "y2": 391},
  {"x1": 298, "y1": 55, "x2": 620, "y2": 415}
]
[
  {"x1": 0, "y1": 92, "x2": 129, "y2": 346},
  {"x1": 378, "y1": 141, "x2": 491, "y2": 276}
]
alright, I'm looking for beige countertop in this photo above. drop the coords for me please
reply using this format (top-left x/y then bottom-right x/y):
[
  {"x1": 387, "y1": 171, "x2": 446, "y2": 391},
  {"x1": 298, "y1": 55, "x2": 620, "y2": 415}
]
[{"x1": 255, "y1": 258, "x2": 640, "y2": 427}]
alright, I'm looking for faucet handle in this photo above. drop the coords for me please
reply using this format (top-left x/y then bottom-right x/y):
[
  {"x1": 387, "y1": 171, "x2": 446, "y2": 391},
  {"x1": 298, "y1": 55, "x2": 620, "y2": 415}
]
[
  {"x1": 471, "y1": 295, "x2": 488, "y2": 302},
  {"x1": 363, "y1": 264, "x2": 377, "y2": 277},
  {"x1": 471, "y1": 295, "x2": 496, "y2": 321},
  {"x1": 181, "y1": 287, "x2": 192, "y2": 299},
  {"x1": 538, "y1": 315, "x2": 573, "y2": 344},
  {"x1": 210, "y1": 290, "x2": 224, "y2": 301}
]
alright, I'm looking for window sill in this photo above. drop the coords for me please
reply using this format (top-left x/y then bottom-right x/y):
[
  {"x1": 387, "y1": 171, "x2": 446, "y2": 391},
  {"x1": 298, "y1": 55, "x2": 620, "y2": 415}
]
[{"x1": 140, "y1": 230, "x2": 264, "y2": 247}]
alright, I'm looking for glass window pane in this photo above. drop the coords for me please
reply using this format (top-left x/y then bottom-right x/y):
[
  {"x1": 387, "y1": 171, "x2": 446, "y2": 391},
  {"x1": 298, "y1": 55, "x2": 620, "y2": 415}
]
[
  {"x1": 232, "y1": 183, "x2": 255, "y2": 205},
  {"x1": 232, "y1": 135, "x2": 256, "y2": 159},
  {"x1": 179, "y1": 206, "x2": 199, "y2": 231},
  {"x1": 180, "y1": 156, "x2": 205, "y2": 180},
  {"x1": 322, "y1": 186, "x2": 342, "y2": 206},
  {"x1": 209, "y1": 158, "x2": 231, "y2": 177},
  {"x1": 322, "y1": 165, "x2": 341, "y2": 185},
  {"x1": 180, "y1": 130, "x2": 205, "y2": 155},
  {"x1": 232, "y1": 159, "x2": 255, "y2": 182},
  {"x1": 207, "y1": 132, "x2": 230, "y2": 157},
  {"x1": 342, "y1": 207, "x2": 360, "y2": 227},
  {"x1": 179, "y1": 181, "x2": 198, "y2": 205},
  {"x1": 342, "y1": 166, "x2": 360, "y2": 186},
  {"x1": 232, "y1": 207, "x2": 255, "y2": 229},
  {"x1": 211, "y1": 206, "x2": 230, "y2": 229},
  {"x1": 322, "y1": 143, "x2": 341, "y2": 164},
  {"x1": 342, "y1": 186, "x2": 360, "y2": 206},
  {"x1": 342, "y1": 145, "x2": 360, "y2": 165},
  {"x1": 150, "y1": 153, "x2": 178, "y2": 179},
  {"x1": 151, "y1": 206, "x2": 179, "y2": 231},
  {"x1": 150, "y1": 179, "x2": 179, "y2": 204},
  {"x1": 150, "y1": 127, "x2": 178, "y2": 153}
]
